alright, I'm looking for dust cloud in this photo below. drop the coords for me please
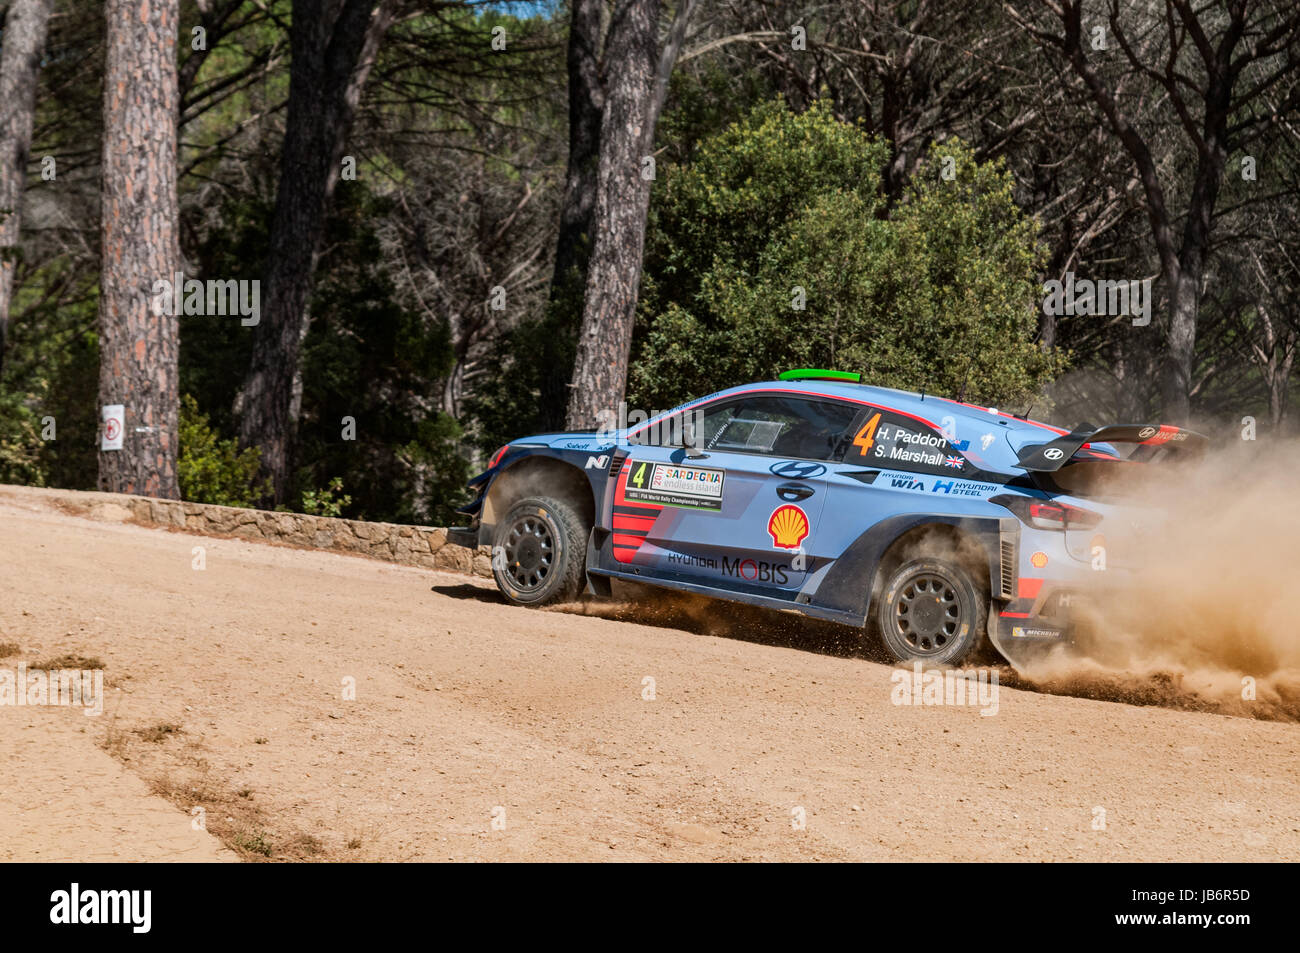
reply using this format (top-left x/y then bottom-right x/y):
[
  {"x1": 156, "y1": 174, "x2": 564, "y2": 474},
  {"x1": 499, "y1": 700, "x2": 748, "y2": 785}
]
[{"x1": 1014, "y1": 439, "x2": 1300, "y2": 721}]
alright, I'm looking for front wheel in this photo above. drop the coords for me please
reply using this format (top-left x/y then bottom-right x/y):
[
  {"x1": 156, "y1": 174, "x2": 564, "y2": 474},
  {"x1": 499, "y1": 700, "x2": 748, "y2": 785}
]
[
  {"x1": 875, "y1": 555, "x2": 987, "y2": 666},
  {"x1": 492, "y1": 496, "x2": 588, "y2": 606}
]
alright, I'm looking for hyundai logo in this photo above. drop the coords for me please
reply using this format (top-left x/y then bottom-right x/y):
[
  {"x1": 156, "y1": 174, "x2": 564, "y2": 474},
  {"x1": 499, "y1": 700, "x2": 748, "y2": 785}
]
[{"x1": 769, "y1": 460, "x2": 827, "y2": 479}]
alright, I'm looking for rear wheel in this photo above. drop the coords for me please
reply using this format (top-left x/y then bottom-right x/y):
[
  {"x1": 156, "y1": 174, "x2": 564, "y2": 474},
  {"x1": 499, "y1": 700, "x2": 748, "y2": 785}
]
[
  {"x1": 492, "y1": 496, "x2": 588, "y2": 606},
  {"x1": 876, "y1": 554, "x2": 987, "y2": 666}
]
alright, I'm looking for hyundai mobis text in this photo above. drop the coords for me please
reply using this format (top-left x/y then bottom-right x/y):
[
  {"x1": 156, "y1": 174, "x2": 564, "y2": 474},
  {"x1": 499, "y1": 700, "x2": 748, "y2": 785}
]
[{"x1": 452, "y1": 370, "x2": 1207, "y2": 667}]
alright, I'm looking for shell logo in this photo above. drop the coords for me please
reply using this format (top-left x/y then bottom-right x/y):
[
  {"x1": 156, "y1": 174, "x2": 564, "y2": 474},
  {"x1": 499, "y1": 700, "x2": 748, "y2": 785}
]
[{"x1": 767, "y1": 504, "x2": 810, "y2": 550}]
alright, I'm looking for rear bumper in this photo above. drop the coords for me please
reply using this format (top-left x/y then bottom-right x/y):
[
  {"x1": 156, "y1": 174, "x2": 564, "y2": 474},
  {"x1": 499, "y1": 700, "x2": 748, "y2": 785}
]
[
  {"x1": 987, "y1": 571, "x2": 1135, "y2": 666},
  {"x1": 987, "y1": 595, "x2": 1073, "y2": 668}
]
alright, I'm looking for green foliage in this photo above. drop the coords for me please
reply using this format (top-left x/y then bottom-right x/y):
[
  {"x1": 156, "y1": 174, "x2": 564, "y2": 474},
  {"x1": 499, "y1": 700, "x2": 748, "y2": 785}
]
[
  {"x1": 300, "y1": 477, "x2": 351, "y2": 518},
  {"x1": 0, "y1": 389, "x2": 46, "y2": 486},
  {"x1": 655, "y1": 61, "x2": 776, "y2": 167},
  {"x1": 178, "y1": 394, "x2": 267, "y2": 507},
  {"x1": 631, "y1": 99, "x2": 1064, "y2": 411},
  {"x1": 0, "y1": 256, "x2": 100, "y2": 490}
]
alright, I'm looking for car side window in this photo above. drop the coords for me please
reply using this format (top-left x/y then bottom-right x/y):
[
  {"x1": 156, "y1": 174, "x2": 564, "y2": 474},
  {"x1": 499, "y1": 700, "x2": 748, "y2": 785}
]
[
  {"x1": 700, "y1": 396, "x2": 859, "y2": 461},
  {"x1": 847, "y1": 409, "x2": 969, "y2": 476}
]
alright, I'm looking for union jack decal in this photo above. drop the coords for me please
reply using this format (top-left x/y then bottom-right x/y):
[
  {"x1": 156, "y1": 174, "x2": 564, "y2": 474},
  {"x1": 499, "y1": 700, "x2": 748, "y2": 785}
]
[{"x1": 944, "y1": 455, "x2": 964, "y2": 468}]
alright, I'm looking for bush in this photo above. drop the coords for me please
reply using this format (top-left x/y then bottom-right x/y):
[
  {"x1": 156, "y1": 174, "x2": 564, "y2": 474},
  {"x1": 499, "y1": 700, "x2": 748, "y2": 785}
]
[
  {"x1": 177, "y1": 394, "x2": 267, "y2": 507},
  {"x1": 300, "y1": 477, "x2": 351, "y2": 518},
  {"x1": 632, "y1": 99, "x2": 1064, "y2": 409},
  {"x1": 0, "y1": 390, "x2": 46, "y2": 487}
]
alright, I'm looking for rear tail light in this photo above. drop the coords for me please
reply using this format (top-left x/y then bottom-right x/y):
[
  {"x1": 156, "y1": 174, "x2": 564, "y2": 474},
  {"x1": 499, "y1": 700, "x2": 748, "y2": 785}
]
[
  {"x1": 487, "y1": 445, "x2": 510, "y2": 470},
  {"x1": 991, "y1": 495, "x2": 1102, "y2": 531}
]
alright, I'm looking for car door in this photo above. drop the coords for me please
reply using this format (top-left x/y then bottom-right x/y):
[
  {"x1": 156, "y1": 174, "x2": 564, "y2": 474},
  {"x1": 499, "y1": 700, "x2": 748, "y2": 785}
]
[
  {"x1": 813, "y1": 406, "x2": 978, "y2": 574},
  {"x1": 610, "y1": 394, "x2": 859, "y2": 597}
]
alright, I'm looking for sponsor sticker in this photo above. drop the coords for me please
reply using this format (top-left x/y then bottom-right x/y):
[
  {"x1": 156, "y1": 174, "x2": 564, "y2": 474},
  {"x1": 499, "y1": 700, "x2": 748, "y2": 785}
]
[
  {"x1": 721, "y1": 555, "x2": 807, "y2": 585},
  {"x1": 1010, "y1": 626, "x2": 1062, "y2": 639},
  {"x1": 625, "y1": 462, "x2": 725, "y2": 510},
  {"x1": 888, "y1": 474, "x2": 926, "y2": 491},
  {"x1": 665, "y1": 553, "x2": 812, "y2": 584},
  {"x1": 769, "y1": 460, "x2": 827, "y2": 479},
  {"x1": 1142, "y1": 426, "x2": 1185, "y2": 445},
  {"x1": 929, "y1": 478, "x2": 992, "y2": 497},
  {"x1": 768, "y1": 504, "x2": 810, "y2": 550}
]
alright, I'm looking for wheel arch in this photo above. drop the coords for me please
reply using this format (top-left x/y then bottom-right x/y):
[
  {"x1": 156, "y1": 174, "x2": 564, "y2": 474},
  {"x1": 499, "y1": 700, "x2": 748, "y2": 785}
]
[
  {"x1": 872, "y1": 523, "x2": 991, "y2": 604},
  {"x1": 811, "y1": 514, "x2": 1008, "y2": 625},
  {"x1": 483, "y1": 455, "x2": 596, "y2": 531}
]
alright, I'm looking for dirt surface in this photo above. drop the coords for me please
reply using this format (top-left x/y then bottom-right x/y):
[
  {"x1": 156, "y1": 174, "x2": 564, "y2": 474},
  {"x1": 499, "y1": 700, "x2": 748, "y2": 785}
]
[{"x1": 1, "y1": 486, "x2": 1296, "y2": 862}]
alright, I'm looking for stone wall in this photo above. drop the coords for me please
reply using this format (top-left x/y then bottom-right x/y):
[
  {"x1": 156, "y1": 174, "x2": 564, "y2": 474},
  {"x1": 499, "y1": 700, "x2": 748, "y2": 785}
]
[{"x1": 0, "y1": 485, "x2": 492, "y2": 578}]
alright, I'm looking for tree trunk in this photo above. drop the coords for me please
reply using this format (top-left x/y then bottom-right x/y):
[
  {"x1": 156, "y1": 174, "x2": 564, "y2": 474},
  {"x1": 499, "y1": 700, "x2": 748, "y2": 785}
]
[
  {"x1": 1162, "y1": 123, "x2": 1227, "y2": 423},
  {"x1": 564, "y1": 0, "x2": 661, "y2": 430},
  {"x1": 0, "y1": 0, "x2": 54, "y2": 374},
  {"x1": 1268, "y1": 367, "x2": 1290, "y2": 429},
  {"x1": 237, "y1": 0, "x2": 389, "y2": 504},
  {"x1": 550, "y1": 0, "x2": 605, "y2": 297},
  {"x1": 1255, "y1": 302, "x2": 1295, "y2": 430},
  {"x1": 533, "y1": 0, "x2": 605, "y2": 431},
  {"x1": 1162, "y1": 267, "x2": 1197, "y2": 423},
  {"x1": 97, "y1": 0, "x2": 181, "y2": 498}
]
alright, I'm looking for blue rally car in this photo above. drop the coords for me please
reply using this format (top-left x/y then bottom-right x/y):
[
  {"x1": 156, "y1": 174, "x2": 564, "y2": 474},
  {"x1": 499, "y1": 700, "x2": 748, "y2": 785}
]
[{"x1": 451, "y1": 370, "x2": 1208, "y2": 667}]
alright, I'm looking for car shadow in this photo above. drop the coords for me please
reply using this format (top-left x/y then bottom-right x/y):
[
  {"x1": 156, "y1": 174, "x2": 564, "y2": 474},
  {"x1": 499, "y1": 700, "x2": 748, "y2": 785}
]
[
  {"x1": 430, "y1": 583, "x2": 508, "y2": 605},
  {"x1": 431, "y1": 578, "x2": 891, "y2": 663}
]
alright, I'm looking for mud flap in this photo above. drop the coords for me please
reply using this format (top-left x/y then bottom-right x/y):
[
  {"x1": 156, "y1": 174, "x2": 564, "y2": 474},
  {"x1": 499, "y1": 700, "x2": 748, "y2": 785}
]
[
  {"x1": 447, "y1": 526, "x2": 479, "y2": 548},
  {"x1": 585, "y1": 528, "x2": 613, "y2": 597},
  {"x1": 987, "y1": 603, "x2": 1072, "y2": 671}
]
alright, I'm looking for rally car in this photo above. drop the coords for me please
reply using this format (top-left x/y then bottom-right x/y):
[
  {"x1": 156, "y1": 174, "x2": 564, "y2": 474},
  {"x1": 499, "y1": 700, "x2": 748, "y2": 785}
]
[{"x1": 451, "y1": 370, "x2": 1208, "y2": 667}]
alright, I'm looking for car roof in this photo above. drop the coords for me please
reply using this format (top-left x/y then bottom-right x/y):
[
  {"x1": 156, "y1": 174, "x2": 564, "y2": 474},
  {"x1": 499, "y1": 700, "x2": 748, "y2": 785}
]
[{"x1": 721, "y1": 378, "x2": 1069, "y2": 440}]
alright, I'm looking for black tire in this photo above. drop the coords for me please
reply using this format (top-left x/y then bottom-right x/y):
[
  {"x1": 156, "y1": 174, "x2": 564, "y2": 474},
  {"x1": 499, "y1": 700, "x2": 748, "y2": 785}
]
[
  {"x1": 875, "y1": 554, "x2": 987, "y2": 666},
  {"x1": 492, "y1": 496, "x2": 588, "y2": 606}
]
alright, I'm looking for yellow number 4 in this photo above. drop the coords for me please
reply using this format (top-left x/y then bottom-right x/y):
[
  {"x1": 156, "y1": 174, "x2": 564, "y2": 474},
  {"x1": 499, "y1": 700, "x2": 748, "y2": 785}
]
[{"x1": 854, "y1": 413, "x2": 881, "y2": 457}]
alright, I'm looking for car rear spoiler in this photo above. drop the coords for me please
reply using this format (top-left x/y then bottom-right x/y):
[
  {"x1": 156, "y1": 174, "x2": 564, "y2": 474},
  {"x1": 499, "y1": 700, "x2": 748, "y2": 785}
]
[{"x1": 1015, "y1": 423, "x2": 1210, "y2": 472}]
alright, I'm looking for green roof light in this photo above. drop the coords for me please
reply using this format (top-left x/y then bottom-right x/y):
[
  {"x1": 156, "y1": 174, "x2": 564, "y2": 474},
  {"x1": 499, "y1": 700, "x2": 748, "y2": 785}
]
[{"x1": 778, "y1": 368, "x2": 862, "y2": 383}]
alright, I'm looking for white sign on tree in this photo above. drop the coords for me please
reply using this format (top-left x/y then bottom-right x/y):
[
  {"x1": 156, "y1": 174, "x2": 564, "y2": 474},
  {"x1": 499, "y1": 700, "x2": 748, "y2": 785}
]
[{"x1": 101, "y1": 404, "x2": 124, "y2": 451}]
